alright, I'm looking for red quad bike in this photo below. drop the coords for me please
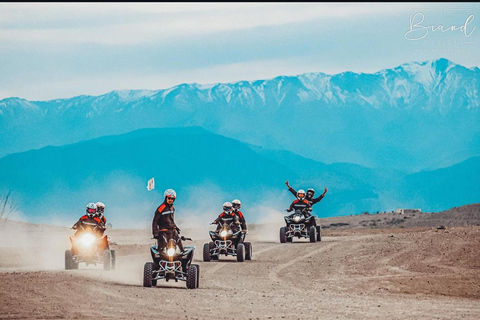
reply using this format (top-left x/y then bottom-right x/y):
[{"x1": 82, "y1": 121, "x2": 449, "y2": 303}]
[{"x1": 65, "y1": 222, "x2": 116, "y2": 271}]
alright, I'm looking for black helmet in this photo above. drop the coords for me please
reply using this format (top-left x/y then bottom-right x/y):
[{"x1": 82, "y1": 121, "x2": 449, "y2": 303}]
[
  {"x1": 306, "y1": 188, "x2": 315, "y2": 199},
  {"x1": 232, "y1": 199, "x2": 241, "y2": 211}
]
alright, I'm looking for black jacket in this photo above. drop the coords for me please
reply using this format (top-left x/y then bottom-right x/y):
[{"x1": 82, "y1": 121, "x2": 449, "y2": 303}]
[
  {"x1": 233, "y1": 209, "x2": 247, "y2": 231},
  {"x1": 152, "y1": 202, "x2": 177, "y2": 236}
]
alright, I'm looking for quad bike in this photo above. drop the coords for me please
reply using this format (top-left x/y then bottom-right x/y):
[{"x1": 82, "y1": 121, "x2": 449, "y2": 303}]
[
  {"x1": 279, "y1": 209, "x2": 322, "y2": 243},
  {"x1": 143, "y1": 235, "x2": 199, "y2": 289},
  {"x1": 65, "y1": 222, "x2": 115, "y2": 270},
  {"x1": 203, "y1": 221, "x2": 252, "y2": 262}
]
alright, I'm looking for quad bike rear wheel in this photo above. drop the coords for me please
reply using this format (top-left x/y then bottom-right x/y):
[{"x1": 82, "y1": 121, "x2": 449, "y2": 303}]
[
  {"x1": 244, "y1": 242, "x2": 253, "y2": 260},
  {"x1": 309, "y1": 226, "x2": 316, "y2": 243},
  {"x1": 316, "y1": 226, "x2": 322, "y2": 242}
]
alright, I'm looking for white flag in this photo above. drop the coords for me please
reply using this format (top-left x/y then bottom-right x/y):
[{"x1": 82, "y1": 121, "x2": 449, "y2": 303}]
[{"x1": 147, "y1": 178, "x2": 155, "y2": 191}]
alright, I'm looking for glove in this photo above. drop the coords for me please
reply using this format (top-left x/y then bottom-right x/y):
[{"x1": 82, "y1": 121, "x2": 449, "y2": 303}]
[
  {"x1": 153, "y1": 232, "x2": 159, "y2": 239},
  {"x1": 180, "y1": 236, "x2": 186, "y2": 241}
]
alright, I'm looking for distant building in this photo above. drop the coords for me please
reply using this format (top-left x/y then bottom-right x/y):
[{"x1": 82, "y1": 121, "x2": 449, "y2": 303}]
[{"x1": 395, "y1": 208, "x2": 421, "y2": 214}]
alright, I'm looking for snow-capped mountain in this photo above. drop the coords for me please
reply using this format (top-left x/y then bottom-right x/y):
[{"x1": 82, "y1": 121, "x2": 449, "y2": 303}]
[{"x1": 1, "y1": 58, "x2": 479, "y2": 171}]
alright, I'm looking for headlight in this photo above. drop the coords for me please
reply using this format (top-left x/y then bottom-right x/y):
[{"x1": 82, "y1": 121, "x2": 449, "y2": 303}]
[
  {"x1": 167, "y1": 248, "x2": 176, "y2": 257},
  {"x1": 220, "y1": 230, "x2": 228, "y2": 237},
  {"x1": 78, "y1": 233, "x2": 96, "y2": 247},
  {"x1": 293, "y1": 215, "x2": 301, "y2": 222}
]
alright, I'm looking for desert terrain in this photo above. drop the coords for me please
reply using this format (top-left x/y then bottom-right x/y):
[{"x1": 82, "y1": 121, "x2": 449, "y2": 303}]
[{"x1": 1, "y1": 204, "x2": 479, "y2": 319}]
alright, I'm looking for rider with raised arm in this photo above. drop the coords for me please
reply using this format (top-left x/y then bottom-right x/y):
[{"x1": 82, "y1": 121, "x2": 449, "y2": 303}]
[{"x1": 286, "y1": 180, "x2": 328, "y2": 206}]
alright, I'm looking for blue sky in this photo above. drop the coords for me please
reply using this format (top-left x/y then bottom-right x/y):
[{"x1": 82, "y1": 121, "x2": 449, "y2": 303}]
[{"x1": 0, "y1": 2, "x2": 479, "y2": 100}]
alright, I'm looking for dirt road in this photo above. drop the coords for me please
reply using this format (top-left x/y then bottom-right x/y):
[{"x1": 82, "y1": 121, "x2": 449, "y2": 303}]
[{"x1": 1, "y1": 222, "x2": 479, "y2": 319}]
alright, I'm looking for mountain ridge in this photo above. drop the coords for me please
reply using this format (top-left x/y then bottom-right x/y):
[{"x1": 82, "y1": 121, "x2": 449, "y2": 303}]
[{"x1": 1, "y1": 58, "x2": 479, "y2": 173}]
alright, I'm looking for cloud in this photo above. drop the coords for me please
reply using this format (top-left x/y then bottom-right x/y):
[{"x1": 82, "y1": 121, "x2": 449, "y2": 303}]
[{"x1": 0, "y1": 3, "x2": 414, "y2": 45}]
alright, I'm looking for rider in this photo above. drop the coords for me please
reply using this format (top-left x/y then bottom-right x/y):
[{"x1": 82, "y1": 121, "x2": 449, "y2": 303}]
[
  {"x1": 286, "y1": 180, "x2": 327, "y2": 206},
  {"x1": 95, "y1": 202, "x2": 107, "y2": 235},
  {"x1": 286, "y1": 190, "x2": 316, "y2": 228},
  {"x1": 232, "y1": 199, "x2": 247, "y2": 232},
  {"x1": 72, "y1": 202, "x2": 105, "y2": 235},
  {"x1": 152, "y1": 189, "x2": 185, "y2": 254},
  {"x1": 232, "y1": 199, "x2": 247, "y2": 242},
  {"x1": 212, "y1": 202, "x2": 241, "y2": 234}
]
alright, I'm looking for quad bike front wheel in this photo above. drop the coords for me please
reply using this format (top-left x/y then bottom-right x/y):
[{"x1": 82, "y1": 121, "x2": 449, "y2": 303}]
[
  {"x1": 203, "y1": 243, "x2": 212, "y2": 262},
  {"x1": 65, "y1": 250, "x2": 74, "y2": 270},
  {"x1": 186, "y1": 265, "x2": 198, "y2": 289},
  {"x1": 143, "y1": 262, "x2": 153, "y2": 287},
  {"x1": 236, "y1": 243, "x2": 245, "y2": 262},
  {"x1": 110, "y1": 250, "x2": 116, "y2": 270},
  {"x1": 103, "y1": 250, "x2": 111, "y2": 271},
  {"x1": 280, "y1": 227, "x2": 287, "y2": 243},
  {"x1": 192, "y1": 264, "x2": 200, "y2": 288}
]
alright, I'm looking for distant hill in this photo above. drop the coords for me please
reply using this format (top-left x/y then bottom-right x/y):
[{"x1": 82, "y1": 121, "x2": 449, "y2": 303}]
[
  {"x1": 0, "y1": 127, "x2": 478, "y2": 227},
  {"x1": 320, "y1": 203, "x2": 480, "y2": 230}
]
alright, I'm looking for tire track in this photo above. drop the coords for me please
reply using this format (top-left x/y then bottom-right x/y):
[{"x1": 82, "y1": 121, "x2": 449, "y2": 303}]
[
  {"x1": 203, "y1": 242, "x2": 280, "y2": 277},
  {"x1": 202, "y1": 242, "x2": 283, "y2": 292},
  {"x1": 268, "y1": 242, "x2": 337, "y2": 290}
]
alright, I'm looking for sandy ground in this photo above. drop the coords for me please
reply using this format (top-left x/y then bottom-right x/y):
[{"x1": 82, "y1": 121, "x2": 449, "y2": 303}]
[{"x1": 0, "y1": 220, "x2": 479, "y2": 319}]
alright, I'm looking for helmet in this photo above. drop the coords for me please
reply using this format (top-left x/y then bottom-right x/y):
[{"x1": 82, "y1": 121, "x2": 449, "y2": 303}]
[
  {"x1": 96, "y1": 202, "x2": 105, "y2": 217},
  {"x1": 223, "y1": 202, "x2": 233, "y2": 214},
  {"x1": 164, "y1": 189, "x2": 176, "y2": 201},
  {"x1": 86, "y1": 203, "x2": 97, "y2": 218},
  {"x1": 297, "y1": 189, "x2": 306, "y2": 201},
  {"x1": 306, "y1": 188, "x2": 315, "y2": 199},
  {"x1": 232, "y1": 199, "x2": 241, "y2": 210}
]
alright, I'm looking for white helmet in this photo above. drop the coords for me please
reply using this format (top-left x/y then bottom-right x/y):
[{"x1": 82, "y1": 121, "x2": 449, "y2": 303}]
[
  {"x1": 223, "y1": 202, "x2": 233, "y2": 213},
  {"x1": 232, "y1": 199, "x2": 242, "y2": 210},
  {"x1": 95, "y1": 202, "x2": 105, "y2": 217},
  {"x1": 86, "y1": 203, "x2": 97, "y2": 218},
  {"x1": 164, "y1": 189, "x2": 176, "y2": 201},
  {"x1": 297, "y1": 189, "x2": 306, "y2": 200}
]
